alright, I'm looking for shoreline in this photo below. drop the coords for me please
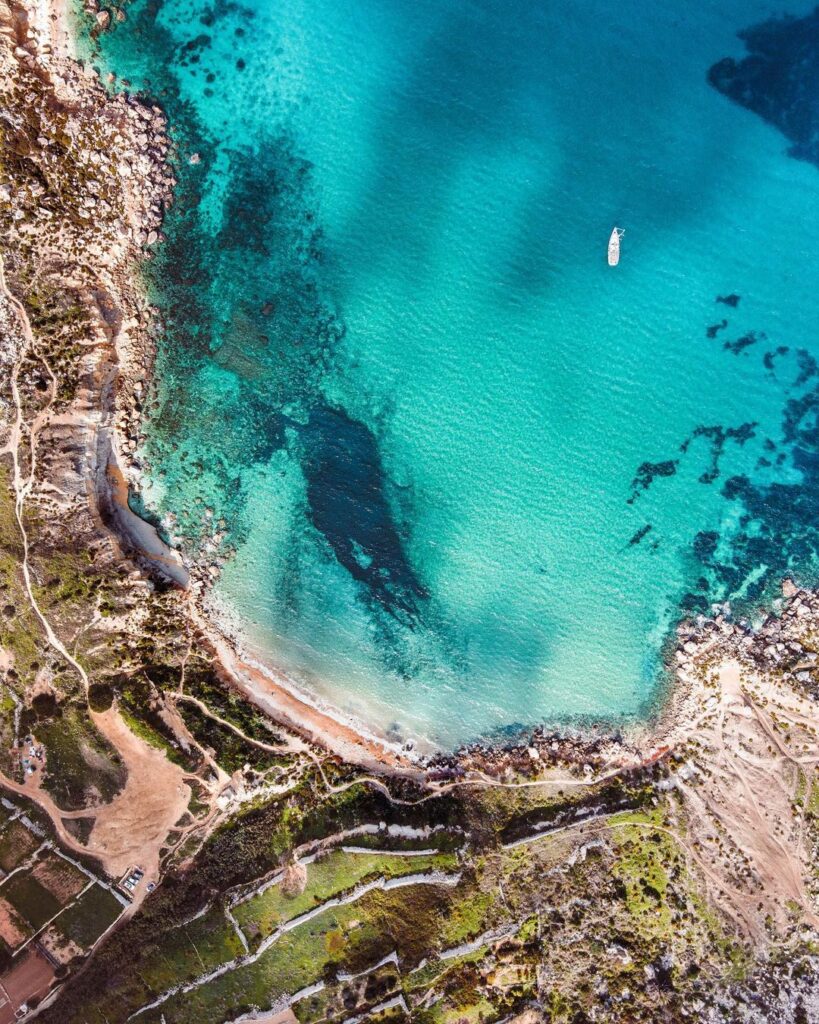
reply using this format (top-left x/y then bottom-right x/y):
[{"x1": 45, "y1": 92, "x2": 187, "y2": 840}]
[
  {"x1": 7, "y1": 7, "x2": 819, "y2": 1019},
  {"x1": 30, "y1": 0, "x2": 814, "y2": 790}
]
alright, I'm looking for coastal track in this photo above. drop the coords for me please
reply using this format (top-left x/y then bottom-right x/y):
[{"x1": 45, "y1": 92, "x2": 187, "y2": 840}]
[{"x1": 0, "y1": 250, "x2": 90, "y2": 695}]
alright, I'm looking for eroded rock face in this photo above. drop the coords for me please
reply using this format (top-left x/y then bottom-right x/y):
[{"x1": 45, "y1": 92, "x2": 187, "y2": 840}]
[{"x1": 709, "y1": 8, "x2": 819, "y2": 169}]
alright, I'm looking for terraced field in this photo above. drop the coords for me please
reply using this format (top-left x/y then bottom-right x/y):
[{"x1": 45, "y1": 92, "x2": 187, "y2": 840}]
[{"x1": 0, "y1": 799, "x2": 125, "y2": 973}]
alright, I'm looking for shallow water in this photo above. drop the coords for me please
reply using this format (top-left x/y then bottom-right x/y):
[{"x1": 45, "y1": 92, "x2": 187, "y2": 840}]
[{"x1": 77, "y1": 0, "x2": 819, "y2": 747}]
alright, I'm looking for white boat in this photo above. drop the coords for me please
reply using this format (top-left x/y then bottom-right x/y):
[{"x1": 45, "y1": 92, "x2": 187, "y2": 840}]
[{"x1": 607, "y1": 226, "x2": 624, "y2": 266}]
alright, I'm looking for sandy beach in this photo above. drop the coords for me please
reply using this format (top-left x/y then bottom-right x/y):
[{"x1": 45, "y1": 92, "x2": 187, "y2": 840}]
[{"x1": 20, "y1": 0, "x2": 811, "y2": 799}]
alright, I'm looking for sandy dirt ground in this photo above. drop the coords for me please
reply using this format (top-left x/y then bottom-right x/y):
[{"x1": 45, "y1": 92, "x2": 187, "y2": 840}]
[
  {"x1": 31, "y1": 853, "x2": 86, "y2": 902},
  {"x1": 0, "y1": 899, "x2": 29, "y2": 950},
  {"x1": 674, "y1": 660, "x2": 819, "y2": 941},
  {"x1": 234, "y1": 1009, "x2": 298, "y2": 1024},
  {"x1": 84, "y1": 707, "x2": 191, "y2": 879}
]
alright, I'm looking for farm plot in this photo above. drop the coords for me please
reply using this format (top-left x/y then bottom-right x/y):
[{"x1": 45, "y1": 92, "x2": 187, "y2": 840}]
[
  {"x1": 124, "y1": 847, "x2": 463, "y2": 1024},
  {"x1": 0, "y1": 820, "x2": 39, "y2": 872},
  {"x1": 50, "y1": 883, "x2": 123, "y2": 949},
  {"x1": 0, "y1": 847, "x2": 90, "y2": 951},
  {"x1": 0, "y1": 895, "x2": 32, "y2": 951},
  {"x1": 144, "y1": 895, "x2": 396, "y2": 1024},
  {"x1": 0, "y1": 947, "x2": 55, "y2": 1024},
  {"x1": 1, "y1": 871, "x2": 61, "y2": 931},
  {"x1": 31, "y1": 850, "x2": 88, "y2": 902}
]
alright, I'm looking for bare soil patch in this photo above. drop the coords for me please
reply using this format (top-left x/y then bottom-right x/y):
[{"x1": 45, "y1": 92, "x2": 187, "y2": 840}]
[
  {"x1": 84, "y1": 707, "x2": 191, "y2": 878},
  {"x1": 39, "y1": 923, "x2": 83, "y2": 965},
  {"x1": 675, "y1": 660, "x2": 819, "y2": 940},
  {"x1": 0, "y1": 946, "x2": 55, "y2": 1022},
  {"x1": 0, "y1": 897, "x2": 29, "y2": 949},
  {"x1": 31, "y1": 851, "x2": 86, "y2": 903}
]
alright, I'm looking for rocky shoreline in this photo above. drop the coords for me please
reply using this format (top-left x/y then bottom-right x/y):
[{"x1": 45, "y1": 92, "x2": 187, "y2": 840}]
[
  {"x1": 5, "y1": 6, "x2": 819, "y2": 1021},
  {"x1": 7, "y1": 0, "x2": 819, "y2": 792},
  {"x1": 2, "y1": 1, "x2": 707, "y2": 785}
]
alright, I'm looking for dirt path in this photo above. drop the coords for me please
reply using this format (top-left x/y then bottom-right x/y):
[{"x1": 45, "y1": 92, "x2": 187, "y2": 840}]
[
  {"x1": 169, "y1": 692, "x2": 301, "y2": 757},
  {"x1": 0, "y1": 251, "x2": 90, "y2": 695},
  {"x1": 0, "y1": 707, "x2": 193, "y2": 883},
  {"x1": 675, "y1": 660, "x2": 819, "y2": 938},
  {"x1": 0, "y1": 770, "x2": 101, "y2": 863}
]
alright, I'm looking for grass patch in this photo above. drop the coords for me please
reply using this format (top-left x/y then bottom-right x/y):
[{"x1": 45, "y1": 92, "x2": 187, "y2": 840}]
[
  {"x1": 233, "y1": 849, "x2": 456, "y2": 945},
  {"x1": 54, "y1": 884, "x2": 122, "y2": 949},
  {"x1": 436, "y1": 884, "x2": 495, "y2": 948},
  {"x1": 31, "y1": 849, "x2": 88, "y2": 902},
  {"x1": 1, "y1": 870, "x2": 61, "y2": 929},
  {"x1": 35, "y1": 706, "x2": 126, "y2": 810},
  {"x1": 134, "y1": 907, "x2": 244, "y2": 994},
  {"x1": 0, "y1": 820, "x2": 39, "y2": 871},
  {"x1": 115, "y1": 697, "x2": 194, "y2": 771},
  {"x1": 609, "y1": 808, "x2": 678, "y2": 941}
]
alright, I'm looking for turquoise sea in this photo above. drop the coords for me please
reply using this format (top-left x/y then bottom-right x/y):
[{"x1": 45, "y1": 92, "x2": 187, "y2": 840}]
[{"x1": 77, "y1": 0, "x2": 819, "y2": 748}]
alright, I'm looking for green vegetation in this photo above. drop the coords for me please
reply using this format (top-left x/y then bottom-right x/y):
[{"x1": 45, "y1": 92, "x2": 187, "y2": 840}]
[
  {"x1": 234, "y1": 848, "x2": 457, "y2": 943},
  {"x1": 62, "y1": 816, "x2": 96, "y2": 845},
  {"x1": 133, "y1": 908, "x2": 245, "y2": 994},
  {"x1": 31, "y1": 850, "x2": 88, "y2": 902},
  {"x1": 54, "y1": 884, "x2": 123, "y2": 949},
  {"x1": 33, "y1": 707, "x2": 126, "y2": 811},
  {"x1": 2, "y1": 871, "x2": 62, "y2": 930},
  {"x1": 177, "y1": 700, "x2": 283, "y2": 774},
  {"x1": 183, "y1": 668, "x2": 286, "y2": 747},
  {"x1": 0, "y1": 463, "x2": 49, "y2": 691},
  {"x1": 115, "y1": 679, "x2": 200, "y2": 772},
  {"x1": 609, "y1": 808, "x2": 679, "y2": 941},
  {"x1": 87, "y1": 683, "x2": 114, "y2": 713},
  {"x1": 20, "y1": 285, "x2": 89, "y2": 405},
  {"x1": 0, "y1": 820, "x2": 39, "y2": 872}
]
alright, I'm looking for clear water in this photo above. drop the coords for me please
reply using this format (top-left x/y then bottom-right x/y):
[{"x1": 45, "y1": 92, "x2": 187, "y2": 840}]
[{"x1": 76, "y1": 0, "x2": 819, "y2": 748}]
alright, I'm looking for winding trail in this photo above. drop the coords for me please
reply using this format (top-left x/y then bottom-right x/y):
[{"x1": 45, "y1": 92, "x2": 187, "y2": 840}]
[{"x1": 0, "y1": 251, "x2": 90, "y2": 694}]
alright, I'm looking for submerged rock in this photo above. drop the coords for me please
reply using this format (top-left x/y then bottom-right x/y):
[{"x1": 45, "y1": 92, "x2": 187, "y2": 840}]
[{"x1": 709, "y1": 9, "x2": 819, "y2": 169}]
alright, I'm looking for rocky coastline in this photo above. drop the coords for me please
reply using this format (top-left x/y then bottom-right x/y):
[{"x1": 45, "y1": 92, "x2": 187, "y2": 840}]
[
  {"x1": 0, "y1": 0, "x2": 725, "y2": 786},
  {"x1": 3, "y1": 4, "x2": 819, "y2": 1021},
  {"x1": 4, "y1": 0, "x2": 819, "y2": 792}
]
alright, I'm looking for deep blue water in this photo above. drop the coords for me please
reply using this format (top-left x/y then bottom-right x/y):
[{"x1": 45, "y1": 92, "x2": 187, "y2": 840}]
[{"x1": 76, "y1": 0, "x2": 819, "y2": 747}]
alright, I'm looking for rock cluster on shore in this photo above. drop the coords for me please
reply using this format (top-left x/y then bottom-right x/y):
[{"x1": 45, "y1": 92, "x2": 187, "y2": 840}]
[{"x1": 675, "y1": 579, "x2": 819, "y2": 697}]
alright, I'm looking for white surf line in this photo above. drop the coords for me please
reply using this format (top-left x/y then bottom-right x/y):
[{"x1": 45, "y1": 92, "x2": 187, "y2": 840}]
[
  {"x1": 336, "y1": 950, "x2": 399, "y2": 983},
  {"x1": 129, "y1": 871, "x2": 462, "y2": 1020},
  {"x1": 339, "y1": 994, "x2": 410, "y2": 1024}
]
